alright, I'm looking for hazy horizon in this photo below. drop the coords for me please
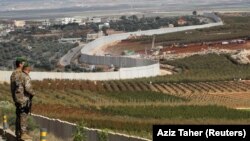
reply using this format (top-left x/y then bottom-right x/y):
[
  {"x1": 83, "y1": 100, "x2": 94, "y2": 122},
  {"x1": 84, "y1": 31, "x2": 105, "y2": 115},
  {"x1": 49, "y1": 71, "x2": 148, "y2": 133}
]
[
  {"x1": 1, "y1": 0, "x2": 250, "y2": 11},
  {"x1": 0, "y1": 0, "x2": 250, "y2": 19}
]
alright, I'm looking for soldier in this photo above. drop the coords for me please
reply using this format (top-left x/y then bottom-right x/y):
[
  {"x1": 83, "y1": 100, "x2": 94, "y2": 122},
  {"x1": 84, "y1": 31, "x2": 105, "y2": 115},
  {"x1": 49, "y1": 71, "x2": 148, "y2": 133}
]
[
  {"x1": 21, "y1": 62, "x2": 36, "y2": 140},
  {"x1": 10, "y1": 58, "x2": 35, "y2": 140},
  {"x1": 10, "y1": 57, "x2": 26, "y2": 140}
]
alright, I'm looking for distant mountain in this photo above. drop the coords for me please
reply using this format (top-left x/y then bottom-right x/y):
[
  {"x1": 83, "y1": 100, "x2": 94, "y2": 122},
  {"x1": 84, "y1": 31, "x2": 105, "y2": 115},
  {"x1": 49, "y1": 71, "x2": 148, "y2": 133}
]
[
  {"x1": 0, "y1": 0, "x2": 249, "y2": 19},
  {"x1": 1, "y1": 0, "x2": 250, "y2": 11}
]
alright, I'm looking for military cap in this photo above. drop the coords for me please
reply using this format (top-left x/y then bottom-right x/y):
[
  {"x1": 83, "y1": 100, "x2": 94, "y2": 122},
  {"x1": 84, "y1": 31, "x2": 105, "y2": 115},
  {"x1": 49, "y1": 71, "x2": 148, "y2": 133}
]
[
  {"x1": 16, "y1": 57, "x2": 27, "y2": 62},
  {"x1": 23, "y1": 62, "x2": 30, "y2": 68}
]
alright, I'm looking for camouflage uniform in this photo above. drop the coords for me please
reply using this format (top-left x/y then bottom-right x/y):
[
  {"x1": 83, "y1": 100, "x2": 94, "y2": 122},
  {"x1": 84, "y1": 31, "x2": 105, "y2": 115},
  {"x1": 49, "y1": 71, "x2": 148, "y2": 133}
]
[{"x1": 10, "y1": 68, "x2": 36, "y2": 139}]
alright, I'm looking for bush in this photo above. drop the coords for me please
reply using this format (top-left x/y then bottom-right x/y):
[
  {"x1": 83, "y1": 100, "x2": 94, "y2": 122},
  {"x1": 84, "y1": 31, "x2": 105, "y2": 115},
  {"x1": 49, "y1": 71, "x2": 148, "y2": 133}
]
[
  {"x1": 27, "y1": 116, "x2": 39, "y2": 131},
  {"x1": 73, "y1": 121, "x2": 87, "y2": 141},
  {"x1": 0, "y1": 101, "x2": 15, "y2": 128},
  {"x1": 98, "y1": 129, "x2": 109, "y2": 141}
]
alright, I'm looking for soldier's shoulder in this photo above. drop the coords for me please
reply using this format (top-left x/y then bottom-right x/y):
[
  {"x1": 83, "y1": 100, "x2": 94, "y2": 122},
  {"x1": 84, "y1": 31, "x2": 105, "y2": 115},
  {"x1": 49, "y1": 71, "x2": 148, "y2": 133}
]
[
  {"x1": 10, "y1": 69, "x2": 22, "y2": 79},
  {"x1": 22, "y1": 72, "x2": 31, "y2": 79}
]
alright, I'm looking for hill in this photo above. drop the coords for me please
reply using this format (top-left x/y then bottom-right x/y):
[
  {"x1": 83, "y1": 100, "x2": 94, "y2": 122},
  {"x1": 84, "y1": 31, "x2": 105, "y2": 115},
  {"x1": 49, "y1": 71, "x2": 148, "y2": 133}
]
[{"x1": 1, "y1": 54, "x2": 250, "y2": 139}]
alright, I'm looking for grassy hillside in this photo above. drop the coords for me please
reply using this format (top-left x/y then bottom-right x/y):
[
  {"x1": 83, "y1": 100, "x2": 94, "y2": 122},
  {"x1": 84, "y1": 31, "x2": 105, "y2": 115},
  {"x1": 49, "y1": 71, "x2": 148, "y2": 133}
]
[{"x1": 139, "y1": 54, "x2": 250, "y2": 83}]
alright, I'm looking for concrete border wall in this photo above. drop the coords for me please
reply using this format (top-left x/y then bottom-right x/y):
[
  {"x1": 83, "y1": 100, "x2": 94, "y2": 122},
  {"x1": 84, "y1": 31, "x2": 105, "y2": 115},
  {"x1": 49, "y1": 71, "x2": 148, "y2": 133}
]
[
  {"x1": 81, "y1": 22, "x2": 224, "y2": 55},
  {"x1": 0, "y1": 63, "x2": 159, "y2": 82},
  {"x1": 80, "y1": 54, "x2": 157, "y2": 68},
  {"x1": 78, "y1": 21, "x2": 223, "y2": 79},
  {"x1": 32, "y1": 114, "x2": 151, "y2": 141}
]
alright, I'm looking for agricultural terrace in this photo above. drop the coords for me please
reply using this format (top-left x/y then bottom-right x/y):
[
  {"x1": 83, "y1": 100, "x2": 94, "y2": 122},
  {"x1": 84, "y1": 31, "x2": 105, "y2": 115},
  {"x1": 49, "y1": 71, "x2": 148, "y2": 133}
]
[
  {"x1": 1, "y1": 53, "x2": 250, "y2": 139},
  {"x1": 104, "y1": 14, "x2": 250, "y2": 55}
]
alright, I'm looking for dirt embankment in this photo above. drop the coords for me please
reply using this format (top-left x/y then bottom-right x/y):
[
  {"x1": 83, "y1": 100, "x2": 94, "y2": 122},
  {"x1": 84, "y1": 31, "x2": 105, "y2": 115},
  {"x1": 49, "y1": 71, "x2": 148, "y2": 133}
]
[
  {"x1": 105, "y1": 40, "x2": 250, "y2": 61},
  {"x1": 105, "y1": 40, "x2": 250, "y2": 56},
  {"x1": 231, "y1": 49, "x2": 250, "y2": 64}
]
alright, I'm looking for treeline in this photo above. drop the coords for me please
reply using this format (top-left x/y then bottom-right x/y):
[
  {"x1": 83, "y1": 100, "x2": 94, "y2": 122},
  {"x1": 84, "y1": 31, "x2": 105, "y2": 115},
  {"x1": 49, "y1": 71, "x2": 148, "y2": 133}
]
[
  {"x1": 0, "y1": 39, "x2": 76, "y2": 71},
  {"x1": 127, "y1": 15, "x2": 250, "y2": 45},
  {"x1": 109, "y1": 15, "x2": 202, "y2": 32}
]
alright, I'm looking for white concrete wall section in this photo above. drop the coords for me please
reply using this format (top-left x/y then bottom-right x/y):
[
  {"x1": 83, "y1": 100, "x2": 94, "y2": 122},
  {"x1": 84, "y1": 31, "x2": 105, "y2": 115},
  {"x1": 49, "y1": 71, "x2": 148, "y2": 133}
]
[
  {"x1": 81, "y1": 22, "x2": 223, "y2": 55},
  {"x1": 119, "y1": 63, "x2": 160, "y2": 79},
  {"x1": 32, "y1": 114, "x2": 151, "y2": 141},
  {"x1": 0, "y1": 63, "x2": 159, "y2": 82},
  {"x1": 79, "y1": 54, "x2": 158, "y2": 67},
  {"x1": 0, "y1": 71, "x2": 119, "y2": 82},
  {"x1": 0, "y1": 71, "x2": 12, "y2": 83}
]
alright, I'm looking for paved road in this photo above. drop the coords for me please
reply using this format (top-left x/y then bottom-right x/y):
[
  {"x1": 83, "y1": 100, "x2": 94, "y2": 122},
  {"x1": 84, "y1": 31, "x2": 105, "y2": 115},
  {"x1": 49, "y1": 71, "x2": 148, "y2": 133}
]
[{"x1": 59, "y1": 43, "x2": 85, "y2": 66}]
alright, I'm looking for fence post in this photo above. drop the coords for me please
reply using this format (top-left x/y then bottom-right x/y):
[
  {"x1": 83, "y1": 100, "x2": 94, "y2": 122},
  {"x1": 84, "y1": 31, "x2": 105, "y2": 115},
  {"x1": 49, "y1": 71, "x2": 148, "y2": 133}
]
[
  {"x1": 40, "y1": 128, "x2": 47, "y2": 141},
  {"x1": 3, "y1": 115, "x2": 8, "y2": 130}
]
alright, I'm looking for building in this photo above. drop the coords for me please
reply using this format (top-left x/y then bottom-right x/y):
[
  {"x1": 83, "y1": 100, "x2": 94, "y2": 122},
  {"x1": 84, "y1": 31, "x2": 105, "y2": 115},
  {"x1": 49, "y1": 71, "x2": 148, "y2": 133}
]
[
  {"x1": 60, "y1": 17, "x2": 85, "y2": 25},
  {"x1": 59, "y1": 38, "x2": 82, "y2": 44},
  {"x1": 168, "y1": 24, "x2": 174, "y2": 28},
  {"x1": 42, "y1": 19, "x2": 51, "y2": 26},
  {"x1": 73, "y1": 17, "x2": 83, "y2": 24},
  {"x1": 177, "y1": 17, "x2": 187, "y2": 25},
  {"x1": 14, "y1": 20, "x2": 26, "y2": 27},
  {"x1": 98, "y1": 22, "x2": 110, "y2": 30},
  {"x1": 0, "y1": 24, "x2": 5, "y2": 30},
  {"x1": 61, "y1": 18, "x2": 75, "y2": 25},
  {"x1": 88, "y1": 17, "x2": 101, "y2": 23}
]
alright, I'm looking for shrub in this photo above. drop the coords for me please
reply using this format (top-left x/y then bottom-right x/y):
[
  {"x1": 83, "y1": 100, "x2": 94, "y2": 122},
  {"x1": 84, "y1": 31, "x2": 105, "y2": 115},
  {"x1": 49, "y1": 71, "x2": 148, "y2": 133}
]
[
  {"x1": 73, "y1": 121, "x2": 87, "y2": 141},
  {"x1": 97, "y1": 129, "x2": 109, "y2": 141}
]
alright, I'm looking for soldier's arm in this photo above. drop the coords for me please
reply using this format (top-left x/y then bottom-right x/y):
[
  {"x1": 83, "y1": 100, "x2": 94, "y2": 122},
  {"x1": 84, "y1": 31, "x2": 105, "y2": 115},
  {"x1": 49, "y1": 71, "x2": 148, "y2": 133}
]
[{"x1": 24, "y1": 76, "x2": 36, "y2": 96}]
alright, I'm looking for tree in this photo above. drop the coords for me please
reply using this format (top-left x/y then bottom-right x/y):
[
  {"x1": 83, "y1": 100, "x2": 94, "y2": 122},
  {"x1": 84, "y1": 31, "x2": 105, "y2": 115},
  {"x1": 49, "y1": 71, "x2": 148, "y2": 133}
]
[
  {"x1": 120, "y1": 15, "x2": 127, "y2": 20},
  {"x1": 102, "y1": 26, "x2": 109, "y2": 36},
  {"x1": 155, "y1": 16, "x2": 161, "y2": 21},
  {"x1": 128, "y1": 15, "x2": 138, "y2": 21},
  {"x1": 89, "y1": 23, "x2": 99, "y2": 33},
  {"x1": 193, "y1": 10, "x2": 197, "y2": 16}
]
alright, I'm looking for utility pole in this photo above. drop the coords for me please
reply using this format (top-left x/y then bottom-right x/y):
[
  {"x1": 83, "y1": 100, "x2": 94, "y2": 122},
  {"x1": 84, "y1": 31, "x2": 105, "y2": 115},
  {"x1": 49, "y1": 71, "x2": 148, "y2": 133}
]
[{"x1": 152, "y1": 35, "x2": 156, "y2": 49}]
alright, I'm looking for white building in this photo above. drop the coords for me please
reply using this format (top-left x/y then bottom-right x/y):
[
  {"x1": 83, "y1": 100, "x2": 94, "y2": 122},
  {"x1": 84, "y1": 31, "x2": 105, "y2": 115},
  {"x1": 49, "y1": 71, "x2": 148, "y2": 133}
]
[
  {"x1": 99, "y1": 22, "x2": 110, "y2": 30},
  {"x1": 61, "y1": 18, "x2": 75, "y2": 25},
  {"x1": 42, "y1": 19, "x2": 51, "y2": 26},
  {"x1": 73, "y1": 17, "x2": 83, "y2": 24},
  {"x1": 61, "y1": 17, "x2": 85, "y2": 25},
  {"x1": 14, "y1": 20, "x2": 26, "y2": 27},
  {"x1": 0, "y1": 24, "x2": 6, "y2": 30},
  {"x1": 89, "y1": 17, "x2": 101, "y2": 23}
]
